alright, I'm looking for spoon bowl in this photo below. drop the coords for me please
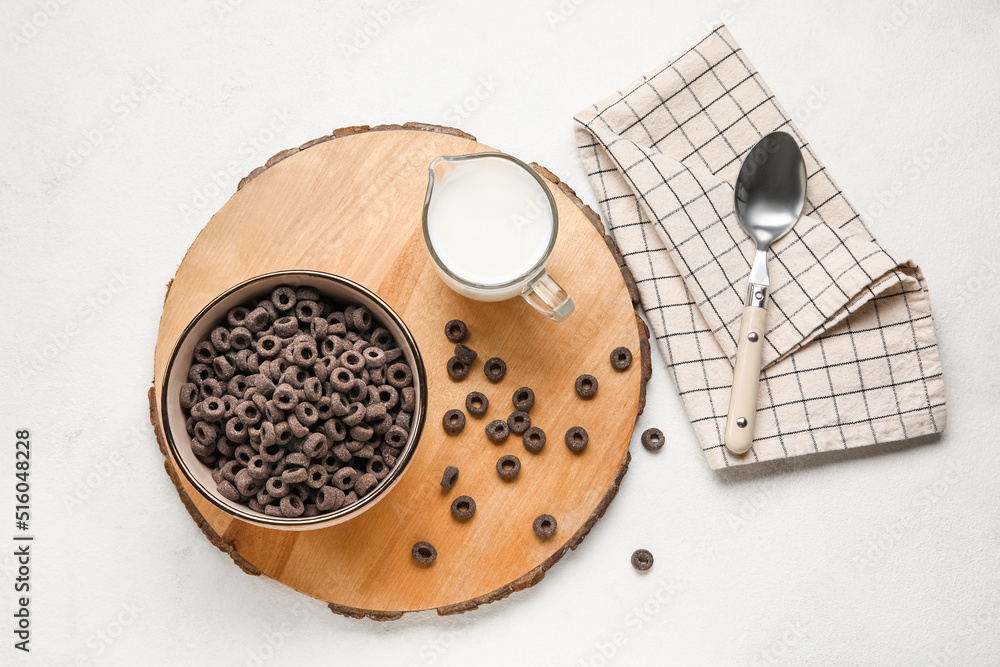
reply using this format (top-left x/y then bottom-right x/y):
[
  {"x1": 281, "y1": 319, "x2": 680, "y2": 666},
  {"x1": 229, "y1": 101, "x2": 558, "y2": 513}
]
[{"x1": 734, "y1": 131, "x2": 807, "y2": 247}]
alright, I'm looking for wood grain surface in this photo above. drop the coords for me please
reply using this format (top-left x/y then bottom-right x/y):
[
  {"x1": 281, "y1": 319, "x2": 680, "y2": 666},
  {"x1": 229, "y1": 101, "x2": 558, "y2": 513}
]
[{"x1": 149, "y1": 123, "x2": 651, "y2": 619}]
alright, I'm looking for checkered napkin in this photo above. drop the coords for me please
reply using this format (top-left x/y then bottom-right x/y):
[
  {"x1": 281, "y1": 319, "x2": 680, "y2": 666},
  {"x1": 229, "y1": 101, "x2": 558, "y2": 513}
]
[{"x1": 574, "y1": 25, "x2": 946, "y2": 468}]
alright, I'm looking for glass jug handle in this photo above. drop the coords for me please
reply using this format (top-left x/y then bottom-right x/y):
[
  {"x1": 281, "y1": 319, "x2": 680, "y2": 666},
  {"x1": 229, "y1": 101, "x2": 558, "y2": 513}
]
[{"x1": 522, "y1": 271, "x2": 574, "y2": 322}]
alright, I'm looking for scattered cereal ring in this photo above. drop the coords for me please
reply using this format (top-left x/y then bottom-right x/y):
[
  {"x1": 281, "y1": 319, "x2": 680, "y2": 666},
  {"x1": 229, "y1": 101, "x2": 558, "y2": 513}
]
[
  {"x1": 442, "y1": 409, "x2": 466, "y2": 435},
  {"x1": 454, "y1": 344, "x2": 477, "y2": 365},
  {"x1": 465, "y1": 391, "x2": 488, "y2": 417},
  {"x1": 440, "y1": 465, "x2": 459, "y2": 490},
  {"x1": 486, "y1": 419, "x2": 510, "y2": 443},
  {"x1": 483, "y1": 357, "x2": 507, "y2": 383},
  {"x1": 611, "y1": 346, "x2": 633, "y2": 371},
  {"x1": 631, "y1": 549, "x2": 653, "y2": 571},
  {"x1": 512, "y1": 387, "x2": 535, "y2": 412},
  {"x1": 450, "y1": 495, "x2": 476, "y2": 522},
  {"x1": 496, "y1": 455, "x2": 521, "y2": 480},
  {"x1": 444, "y1": 319, "x2": 467, "y2": 343},
  {"x1": 533, "y1": 514, "x2": 557, "y2": 538},
  {"x1": 641, "y1": 428, "x2": 664, "y2": 452},
  {"x1": 412, "y1": 541, "x2": 437, "y2": 566},
  {"x1": 575, "y1": 374, "x2": 598, "y2": 399},
  {"x1": 523, "y1": 426, "x2": 546, "y2": 454},
  {"x1": 446, "y1": 356, "x2": 470, "y2": 381},
  {"x1": 507, "y1": 411, "x2": 531, "y2": 435},
  {"x1": 565, "y1": 426, "x2": 589, "y2": 453}
]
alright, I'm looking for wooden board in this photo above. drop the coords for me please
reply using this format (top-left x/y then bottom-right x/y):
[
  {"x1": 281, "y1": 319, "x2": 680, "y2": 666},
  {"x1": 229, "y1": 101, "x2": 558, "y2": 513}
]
[{"x1": 149, "y1": 123, "x2": 651, "y2": 619}]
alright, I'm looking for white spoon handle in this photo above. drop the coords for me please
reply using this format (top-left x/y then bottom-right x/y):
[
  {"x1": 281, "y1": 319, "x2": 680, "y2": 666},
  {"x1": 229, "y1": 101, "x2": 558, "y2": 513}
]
[{"x1": 724, "y1": 305, "x2": 767, "y2": 454}]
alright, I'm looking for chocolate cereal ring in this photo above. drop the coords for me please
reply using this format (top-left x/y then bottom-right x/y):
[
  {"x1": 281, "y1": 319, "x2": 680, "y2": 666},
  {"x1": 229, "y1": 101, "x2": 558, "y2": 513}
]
[
  {"x1": 631, "y1": 549, "x2": 653, "y2": 571},
  {"x1": 575, "y1": 374, "x2": 598, "y2": 399},
  {"x1": 611, "y1": 346, "x2": 633, "y2": 371},
  {"x1": 400, "y1": 386, "x2": 414, "y2": 412},
  {"x1": 565, "y1": 426, "x2": 588, "y2": 453},
  {"x1": 217, "y1": 480, "x2": 240, "y2": 502},
  {"x1": 483, "y1": 357, "x2": 506, "y2": 383},
  {"x1": 523, "y1": 426, "x2": 546, "y2": 454},
  {"x1": 442, "y1": 409, "x2": 466, "y2": 435},
  {"x1": 496, "y1": 455, "x2": 521, "y2": 480},
  {"x1": 314, "y1": 486, "x2": 345, "y2": 512},
  {"x1": 512, "y1": 387, "x2": 535, "y2": 412},
  {"x1": 486, "y1": 419, "x2": 509, "y2": 443},
  {"x1": 641, "y1": 428, "x2": 664, "y2": 452},
  {"x1": 465, "y1": 391, "x2": 488, "y2": 417},
  {"x1": 412, "y1": 541, "x2": 437, "y2": 566},
  {"x1": 227, "y1": 306, "x2": 250, "y2": 328},
  {"x1": 270, "y1": 286, "x2": 296, "y2": 312},
  {"x1": 279, "y1": 494, "x2": 305, "y2": 518},
  {"x1": 332, "y1": 466, "x2": 358, "y2": 491},
  {"x1": 446, "y1": 356, "x2": 470, "y2": 381},
  {"x1": 533, "y1": 514, "x2": 557, "y2": 538},
  {"x1": 507, "y1": 411, "x2": 531, "y2": 435},
  {"x1": 454, "y1": 344, "x2": 477, "y2": 365},
  {"x1": 354, "y1": 472, "x2": 378, "y2": 496},
  {"x1": 444, "y1": 319, "x2": 467, "y2": 343},
  {"x1": 450, "y1": 495, "x2": 476, "y2": 522},
  {"x1": 440, "y1": 465, "x2": 459, "y2": 490},
  {"x1": 386, "y1": 362, "x2": 412, "y2": 389}
]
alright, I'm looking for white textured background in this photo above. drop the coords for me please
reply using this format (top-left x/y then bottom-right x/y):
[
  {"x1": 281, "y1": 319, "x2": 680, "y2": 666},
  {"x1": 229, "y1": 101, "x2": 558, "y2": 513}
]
[{"x1": 1, "y1": 1, "x2": 998, "y2": 665}]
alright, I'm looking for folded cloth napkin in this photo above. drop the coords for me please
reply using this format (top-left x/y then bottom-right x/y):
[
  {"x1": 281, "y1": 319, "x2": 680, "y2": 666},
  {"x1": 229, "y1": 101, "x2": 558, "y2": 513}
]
[{"x1": 575, "y1": 25, "x2": 946, "y2": 468}]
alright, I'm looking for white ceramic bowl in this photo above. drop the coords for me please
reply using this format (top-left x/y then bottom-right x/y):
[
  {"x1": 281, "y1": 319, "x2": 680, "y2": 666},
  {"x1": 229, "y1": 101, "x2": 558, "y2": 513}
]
[{"x1": 160, "y1": 270, "x2": 427, "y2": 530}]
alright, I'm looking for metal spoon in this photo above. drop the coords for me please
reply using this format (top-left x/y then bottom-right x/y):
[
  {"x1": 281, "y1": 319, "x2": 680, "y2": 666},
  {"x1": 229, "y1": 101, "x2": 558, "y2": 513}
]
[{"x1": 724, "y1": 131, "x2": 807, "y2": 455}]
